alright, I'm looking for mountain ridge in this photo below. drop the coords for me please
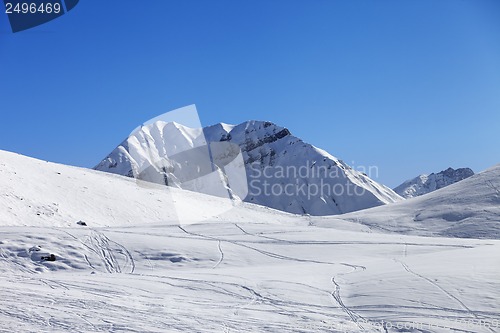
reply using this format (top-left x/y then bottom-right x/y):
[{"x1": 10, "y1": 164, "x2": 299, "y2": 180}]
[
  {"x1": 95, "y1": 120, "x2": 403, "y2": 215},
  {"x1": 394, "y1": 167, "x2": 474, "y2": 198},
  {"x1": 333, "y1": 164, "x2": 500, "y2": 239}
]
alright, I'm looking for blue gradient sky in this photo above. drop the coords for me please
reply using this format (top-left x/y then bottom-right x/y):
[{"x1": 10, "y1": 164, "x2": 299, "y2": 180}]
[{"x1": 1, "y1": 0, "x2": 499, "y2": 187}]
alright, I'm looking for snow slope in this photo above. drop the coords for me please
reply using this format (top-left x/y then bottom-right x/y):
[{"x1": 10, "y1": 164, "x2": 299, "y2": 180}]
[
  {"x1": 335, "y1": 165, "x2": 500, "y2": 239},
  {"x1": 0, "y1": 149, "x2": 303, "y2": 228},
  {"x1": 95, "y1": 120, "x2": 402, "y2": 216},
  {"x1": 1, "y1": 150, "x2": 499, "y2": 333},
  {"x1": 394, "y1": 167, "x2": 475, "y2": 198}
]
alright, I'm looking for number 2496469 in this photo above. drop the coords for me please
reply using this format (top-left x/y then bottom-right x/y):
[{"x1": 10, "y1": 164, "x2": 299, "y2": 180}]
[{"x1": 5, "y1": 2, "x2": 62, "y2": 14}]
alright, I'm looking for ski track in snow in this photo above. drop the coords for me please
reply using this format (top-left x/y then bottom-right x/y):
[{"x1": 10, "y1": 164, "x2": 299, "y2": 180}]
[
  {"x1": 395, "y1": 259, "x2": 497, "y2": 333},
  {"x1": 179, "y1": 224, "x2": 364, "y2": 269},
  {"x1": 88, "y1": 230, "x2": 136, "y2": 274},
  {"x1": 331, "y1": 274, "x2": 367, "y2": 331},
  {"x1": 0, "y1": 223, "x2": 499, "y2": 333},
  {"x1": 61, "y1": 229, "x2": 135, "y2": 274},
  {"x1": 213, "y1": 240, "x2": 224, "y2": 269}
]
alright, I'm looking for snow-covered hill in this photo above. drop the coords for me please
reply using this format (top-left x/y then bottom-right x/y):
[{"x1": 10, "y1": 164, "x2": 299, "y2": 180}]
[
  {"x1": 0, "y1": 149, "x2": 301, "y2": 228},
  {"x1": 1, "y1": 150, "x2": 499, "y2": 333},
  {"x1": 95, "y1": 120, "x2": 402, "y2": 215},
  {"x1": 334, "y1": 165, "x2": 500, "y2": 238},
  {"x1": 394, "y1": 167, "x2": 474, "y2": 198}
]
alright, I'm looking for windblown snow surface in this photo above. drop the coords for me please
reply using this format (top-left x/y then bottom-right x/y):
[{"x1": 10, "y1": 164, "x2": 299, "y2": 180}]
[{"x1": 1, "y1": 150, "x2": 499, "y2": 333}]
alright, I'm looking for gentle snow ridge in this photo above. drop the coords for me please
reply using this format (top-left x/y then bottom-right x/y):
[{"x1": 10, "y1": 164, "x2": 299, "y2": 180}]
[
  {"x1": 336, "y1": 165, "x2": 500, "y2": 239},
  {"x1": 0, "y1": 149, "x2": 298, "y2": 227}
]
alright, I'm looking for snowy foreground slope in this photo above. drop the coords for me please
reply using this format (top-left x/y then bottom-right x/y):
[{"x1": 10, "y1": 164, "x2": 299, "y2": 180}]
[
  {"x1": 1, "y1": 150, "x2": 499, "y2": 333},
  {"x1": 95, "y1": 120, "x2": 402, "y2": 216},
  {"x1": 394, "y1": 167, "x2": 475, "y2": 199},
  {"x1": 334, "y1": 165, "x2": 500, "y2": 239}
]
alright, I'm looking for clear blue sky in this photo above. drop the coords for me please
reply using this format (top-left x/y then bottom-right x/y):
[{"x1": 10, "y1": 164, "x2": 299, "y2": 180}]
[{"x1": 1, "y1": 0, "x2": 499, "y2": 187}]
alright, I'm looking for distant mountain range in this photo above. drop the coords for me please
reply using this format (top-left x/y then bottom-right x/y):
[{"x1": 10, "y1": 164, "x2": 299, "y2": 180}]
[
  {"x1": 338, "y1": 165, "x2": 499, "y2": 239},
  {"x1": 394, "y1": 167, "x2": 474, "y2": 199},
  {"x1": 94, "y1": 120, "x2": 402, "y2": 215}
]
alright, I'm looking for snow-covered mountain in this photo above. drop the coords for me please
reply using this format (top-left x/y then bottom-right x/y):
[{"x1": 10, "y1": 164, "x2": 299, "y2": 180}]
[
  {"x1": 95, "y1": 120, "x2": 402, "y2": 215},
  {"x1": 332, "y1": 165, "x2": 500, "y2": 238},
  {"x1": 394, "y1": 167, "x2": 474, "y2": 198}
]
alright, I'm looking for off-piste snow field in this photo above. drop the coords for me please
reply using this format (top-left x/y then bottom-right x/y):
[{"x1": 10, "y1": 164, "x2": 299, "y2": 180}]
[{"x1": 1, "y1": 150, "x2": 499, "y2": 332}]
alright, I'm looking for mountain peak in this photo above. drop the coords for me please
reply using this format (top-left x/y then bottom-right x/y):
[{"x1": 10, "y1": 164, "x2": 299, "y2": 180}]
[
  {"x1": 95, "y1": 119, "x2": 402, "y2": 215},
  {"x1": 394, "y1": 167, "x2": 474, "y2": 199}
]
